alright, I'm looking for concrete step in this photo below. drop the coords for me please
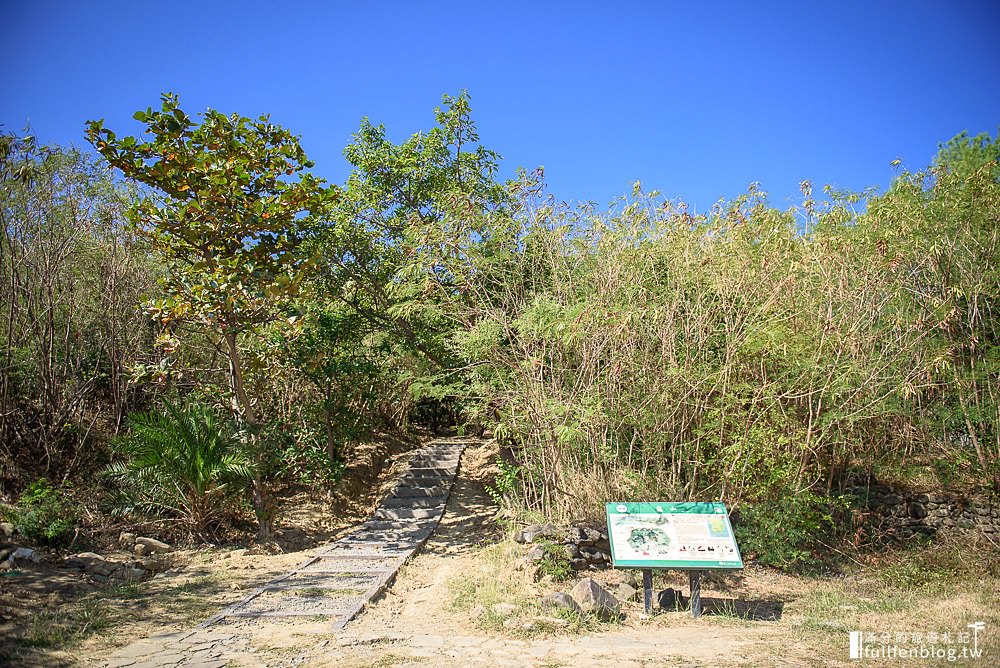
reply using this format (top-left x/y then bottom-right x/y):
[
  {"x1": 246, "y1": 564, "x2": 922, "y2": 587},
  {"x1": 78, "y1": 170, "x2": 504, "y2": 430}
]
[{"x1": 374, "y1": 507, "x2": 445, "y2": 520}]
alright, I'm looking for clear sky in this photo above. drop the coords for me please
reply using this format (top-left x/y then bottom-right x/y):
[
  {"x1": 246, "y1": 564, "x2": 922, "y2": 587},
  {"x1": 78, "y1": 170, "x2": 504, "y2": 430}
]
[{"x1": 2, "y1": 1, "x2": 998, "y2": 212}]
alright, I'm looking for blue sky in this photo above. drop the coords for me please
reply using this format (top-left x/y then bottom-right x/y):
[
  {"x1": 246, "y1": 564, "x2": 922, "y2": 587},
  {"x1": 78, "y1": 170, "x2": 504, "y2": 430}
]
[{"x1": 2, "y1": 1, "x2": 998, "y2": 212}]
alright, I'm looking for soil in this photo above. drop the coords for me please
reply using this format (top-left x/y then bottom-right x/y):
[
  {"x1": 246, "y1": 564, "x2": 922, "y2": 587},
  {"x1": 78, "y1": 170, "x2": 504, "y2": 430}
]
[{"x1": 2, "y1": 435, "x2": 998, "y2": 667}]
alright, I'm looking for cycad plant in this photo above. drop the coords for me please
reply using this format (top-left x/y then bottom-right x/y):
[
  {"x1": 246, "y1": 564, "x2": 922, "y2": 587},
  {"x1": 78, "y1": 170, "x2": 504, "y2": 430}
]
[{"x1": 106, "y1": 401, "x2": 253, "y2": 537}]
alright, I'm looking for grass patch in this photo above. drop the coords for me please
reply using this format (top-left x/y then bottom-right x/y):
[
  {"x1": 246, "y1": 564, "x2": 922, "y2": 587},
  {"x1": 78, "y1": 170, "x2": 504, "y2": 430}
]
[{"x1": 446, "y1": 539, "x2": 605, "y2": 636}]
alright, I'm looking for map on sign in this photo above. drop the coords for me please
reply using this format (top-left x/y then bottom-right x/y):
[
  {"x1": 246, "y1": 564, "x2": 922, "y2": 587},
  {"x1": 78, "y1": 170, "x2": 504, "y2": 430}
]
[{"x1": 605, "y1": 502, "x2": 744, "y2": 569}]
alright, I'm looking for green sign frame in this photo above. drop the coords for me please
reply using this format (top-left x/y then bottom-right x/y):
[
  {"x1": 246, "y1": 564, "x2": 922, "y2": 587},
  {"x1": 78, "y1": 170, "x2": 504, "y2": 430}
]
[{"x1": 605, "y1": 501, "x2": 743, "y2": 570}]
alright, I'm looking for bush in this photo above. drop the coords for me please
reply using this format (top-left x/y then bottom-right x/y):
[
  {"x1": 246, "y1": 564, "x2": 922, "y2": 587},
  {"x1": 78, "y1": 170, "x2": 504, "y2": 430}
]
[
  {"x1": 106, "y1": 401, "x2": 252, "y2": 536},
  {"x1": 733, "y1": 491, "x2": 849, "y2": 572},
  {"x1": 6, "y1": 479, "x2": 79, "y2": 547}
]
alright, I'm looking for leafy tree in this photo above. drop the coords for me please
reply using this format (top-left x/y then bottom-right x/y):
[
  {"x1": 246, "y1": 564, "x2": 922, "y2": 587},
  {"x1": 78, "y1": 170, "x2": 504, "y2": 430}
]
[
  {"x1": 87, "y1": 94, "x2": 336, "y2": 538},
  {"x1": 315, "y1": 92, "x2": 511, "y2": 394},
  {"x1": 0, "y1": 132, "x2": 155, "y2": 482}
]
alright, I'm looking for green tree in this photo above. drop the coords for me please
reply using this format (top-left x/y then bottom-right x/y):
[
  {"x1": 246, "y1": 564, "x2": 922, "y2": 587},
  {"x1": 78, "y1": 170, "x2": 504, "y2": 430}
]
[{"x1": 87, "y1": 94, "x2": 336, "y2": 538}]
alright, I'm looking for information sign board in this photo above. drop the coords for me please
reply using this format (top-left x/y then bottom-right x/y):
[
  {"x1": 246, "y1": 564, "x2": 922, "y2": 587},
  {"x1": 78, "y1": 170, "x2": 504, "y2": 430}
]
[{"x1": 605, "y1": 501, "x2": 743, "y2": 570}]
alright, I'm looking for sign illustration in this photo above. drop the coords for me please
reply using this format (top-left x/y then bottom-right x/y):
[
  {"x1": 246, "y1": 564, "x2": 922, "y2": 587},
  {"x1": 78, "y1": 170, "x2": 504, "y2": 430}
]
[{"x1": 605, "y1": 502, "x2": 743, "y2": 569}]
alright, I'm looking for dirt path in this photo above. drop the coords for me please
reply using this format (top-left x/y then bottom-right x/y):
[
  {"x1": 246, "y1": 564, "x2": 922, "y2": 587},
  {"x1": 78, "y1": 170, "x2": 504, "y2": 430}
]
[
  {"x1": 51, "y1": 437, "x2": 997, "y2": 668},
  {"x1": 304, "y1": 440, "x2": 788, "y2": 668}
]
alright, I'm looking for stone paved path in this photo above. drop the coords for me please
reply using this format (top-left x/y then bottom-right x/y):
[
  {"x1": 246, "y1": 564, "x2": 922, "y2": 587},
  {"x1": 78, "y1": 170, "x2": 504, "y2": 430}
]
[{"x1": 99, "y1": 438, "x2": 469, "y2": 668}]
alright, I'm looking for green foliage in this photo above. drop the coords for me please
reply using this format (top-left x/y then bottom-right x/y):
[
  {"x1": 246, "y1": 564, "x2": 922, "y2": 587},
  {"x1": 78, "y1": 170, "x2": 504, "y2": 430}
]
[
  {"x1": 6, "y1": 479, "x2": 79, "y2": 547},
  {"x1": 535, "y1": 540, "x2": 573, "y2": 580},
  {"x1": 106, "y1": 401, "x2": 251, "y2": 535},
  {"x1": 0, "y1": 132, "x2": 155, "y2": 482},
  {"x1": 485, "y1": 457, "x2": 522, "y2": 508},
  {"x1": 733, "y1": 492, "x2": 849, "y2": 571}
]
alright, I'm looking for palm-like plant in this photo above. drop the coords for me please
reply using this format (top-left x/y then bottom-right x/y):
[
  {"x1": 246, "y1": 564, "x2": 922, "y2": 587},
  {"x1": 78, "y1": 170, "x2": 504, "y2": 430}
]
[{"x1": 106, "y1": 401, "x2": 253, "y2": 536}]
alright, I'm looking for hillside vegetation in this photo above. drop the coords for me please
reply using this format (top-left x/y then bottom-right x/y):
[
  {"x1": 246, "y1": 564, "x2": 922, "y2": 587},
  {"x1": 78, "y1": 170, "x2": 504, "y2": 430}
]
[{"x1": 1, "y1": 94, "x2": 997, "y2": 565}]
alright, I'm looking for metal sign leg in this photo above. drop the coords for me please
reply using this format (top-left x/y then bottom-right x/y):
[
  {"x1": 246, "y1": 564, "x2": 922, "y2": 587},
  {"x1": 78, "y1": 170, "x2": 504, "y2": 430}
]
[
  {"x1": 642, "y1": 568, "x2": 653, "y2": 615},
  {"x1": 689, "y1": 570, "x2": 702, "y2": 618}
]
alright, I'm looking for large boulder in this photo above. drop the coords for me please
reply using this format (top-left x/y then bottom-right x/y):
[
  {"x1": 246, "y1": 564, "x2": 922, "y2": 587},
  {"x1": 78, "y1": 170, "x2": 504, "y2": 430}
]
[{"x1": 569, "y1": 578, "x2": 621, "y2": 621}]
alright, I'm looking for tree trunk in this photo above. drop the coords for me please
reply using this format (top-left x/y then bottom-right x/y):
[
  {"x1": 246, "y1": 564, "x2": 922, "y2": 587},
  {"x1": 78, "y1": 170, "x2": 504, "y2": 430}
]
[{"x1": 222, "y1": 327, "x2": 274, "y2": 541}]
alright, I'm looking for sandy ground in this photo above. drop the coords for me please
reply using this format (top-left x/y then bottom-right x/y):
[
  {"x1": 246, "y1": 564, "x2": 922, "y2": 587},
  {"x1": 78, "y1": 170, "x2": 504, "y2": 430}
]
[{"x1": 4, "y1": 436, "x2": 998, "y2": 667}]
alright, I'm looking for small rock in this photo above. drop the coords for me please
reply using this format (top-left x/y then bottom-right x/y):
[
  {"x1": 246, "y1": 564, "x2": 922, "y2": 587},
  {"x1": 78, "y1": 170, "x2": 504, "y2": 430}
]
[
  {"x1": 116, "y1": 567, "x2": 147, "y2": 581},
  {"x1": 570, "y1": 578, "x2": 621, "y2": 621},
  {"x1": 658, "y1": 587, "x2": 688, "y2": 611},
  {"x1": 119, "y1": 532, "x2": 137, "y2": 546},
  {"x1": 140, "y1": 556, "x2": 168, "y2": 572},
  {"x1": 570, "y1": 558, "x2": 589, "y2": 571},
  {"x1": 11, "y1": 547, "x2": 40, "y2": 564},
  {"x1": 521, "y1": 524, "x2": 557, "y2": 544},
  {"x1": 0, "y1": 522, "x2": 14, "y2": 537},
  {"x1": 541, "y1": 591, "x2": 583, "y2": 614},
  {"x1": 0, "y1": 547, "x2": 14, "y2": 562},
  {"x1": 563, "y1": 543, "x2": 581, "y2": 560},
  {"x1": 908, "y1": 503, "x2": 928, "y2": 519},
  {"x1": 73, "y1": 552, "x2": 118, "y2": 576},
  {"x1": 135, "y1": 543, "x2": 152, "y2": 557},
  {"x1": 135, "y1": 537, "x2": 172, "y2": 554},
  {"x1": 617, "y1": 583, "x2": 639, "y2": 601},
  {"x1": 492, "y1": 602, "x2": 518, "y2": 617},
  {"x1": 526, "y1": 545, "x2": 547, "y2": 562}
]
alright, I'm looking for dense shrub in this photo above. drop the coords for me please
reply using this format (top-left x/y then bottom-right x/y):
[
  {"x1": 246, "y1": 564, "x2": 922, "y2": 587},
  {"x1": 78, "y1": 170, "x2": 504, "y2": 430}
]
[
  {"x1": 105, "y1": 401, "x2": 252, "y2": 536},
  {"x1": 5, "y1": 479, "x2": 79, "y2": 547}
]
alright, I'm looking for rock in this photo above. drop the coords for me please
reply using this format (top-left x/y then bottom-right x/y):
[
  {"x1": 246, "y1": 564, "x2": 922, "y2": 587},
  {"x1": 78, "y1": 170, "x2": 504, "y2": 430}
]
[
  {"x1": 908, "y1": 503, "x2": 928, "y2": 519},
  {"x1": 541, "y1": 591, "x2": 583, "y2": 614},
  {"x1": 491, "y1": 602, "x2": 518, "y2": 617},
  {"x1": 72, "y1": 552, "x2": 118, "y2": 576},
  {"x1": 526, "y1": 544, "x2": 547, "y2": 562},
  {"x1": 119, "y1": 532, "x2": 136, "y2": 546},
  {"x1": 140, "y1": 556, "x2": 168, "y2": 572},
  {"x1": 135, "y1": 543, "x2": 152, "y2": 557},
  {"x1": 957, "y1": 518, "x2": 976, "y2": 529},
  {"x1": 617, "y1": 582, "x2": 639, "y2": 601},
  {"x1": 570, "y1": 558, "x2": 589, "y2": 571},
  {"x1": 90, "y1": 573, "x2": 109, "y2": 584},
  {"x1": 563, "y1": 543, "x2": 581, "y2": 560},
  {"x1": 0, "y1": 522, "x2": 14, "y2": 537},
  {"x1": 658, "y1": 588, "x2": 688, "y2": 611},
  {"x1": 115, "y1": 566, "x2": 147, "y2": 581},
  {"x1": 581, "y1": 547, "x2": 608, "y2": 564},
  {"x1": 521, "y1": 524, "x2": 557, "y2": 544},
  {"x1": 0, "y1": 547, "x2": 13, "y2": 562},
  {"x1": 11, "y1": 547, "x2": 40, "y2": 564},
  {"x1": 135, "y1": 537, "x2": 172, "y2": 554},
  {"x1": 569, "y1": 578, "x2": 620, "y2": 621},
  {"x1": 916, "y1": 494, "x2": 930, "y2": 503}
]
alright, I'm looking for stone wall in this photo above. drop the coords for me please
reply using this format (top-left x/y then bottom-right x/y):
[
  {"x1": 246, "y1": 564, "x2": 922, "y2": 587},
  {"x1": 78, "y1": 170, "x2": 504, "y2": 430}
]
[{"x1": 853, "y1": 487, "x2": 999, "y2": 539}]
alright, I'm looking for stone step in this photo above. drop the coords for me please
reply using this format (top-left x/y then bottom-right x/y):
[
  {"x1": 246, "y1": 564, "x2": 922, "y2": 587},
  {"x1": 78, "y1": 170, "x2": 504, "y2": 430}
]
[
  {"x1": 374, "y1": 507, "x2": 445, "y2": 521},
  {"x1": 400, "y1": 467, "x2": 456, "y2": 476},
  {"x1": 381, "y1": 496, "x2": 448, "y2": 508},
  {"x1": 390, "y1": 486, "x2": 450, "y2": 497},
  {"x1": 393, "y1": 477, "x2": 452, "y2": 488}
]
